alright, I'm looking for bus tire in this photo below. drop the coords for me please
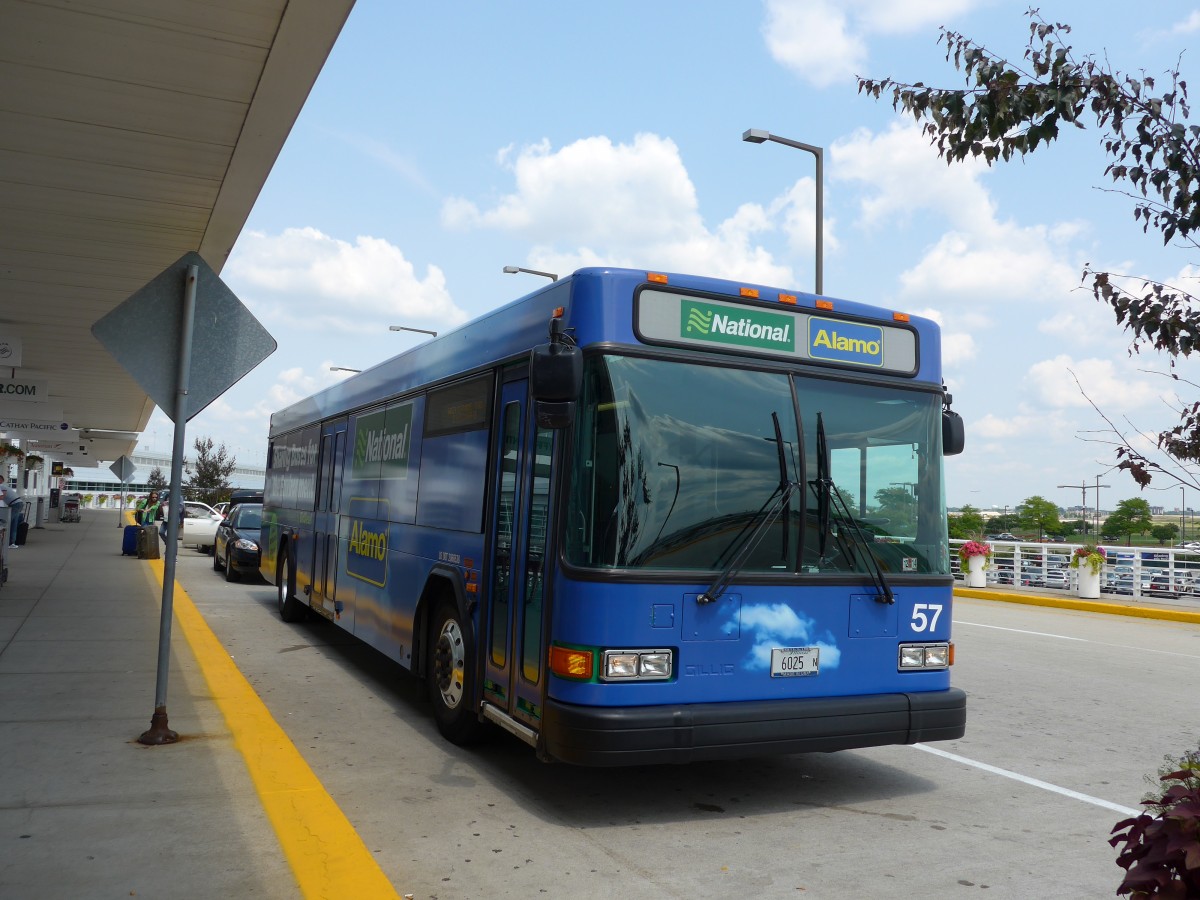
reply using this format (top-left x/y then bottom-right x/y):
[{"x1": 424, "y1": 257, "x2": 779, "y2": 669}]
[
  {"x1": 428, "y1": 596, "x2": 484, "y2": 744},
  {"x1": 277, "y1": 552, "x2": 304, "y2": 623}
]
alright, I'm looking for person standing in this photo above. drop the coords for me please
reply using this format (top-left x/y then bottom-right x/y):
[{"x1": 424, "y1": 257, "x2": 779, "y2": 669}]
[
  {"x1": 140, "y1": 491, "x2": 162, "y2": 526},
  {"x1": 1, "y1": 484, "x2": 24, "y2": 549}
]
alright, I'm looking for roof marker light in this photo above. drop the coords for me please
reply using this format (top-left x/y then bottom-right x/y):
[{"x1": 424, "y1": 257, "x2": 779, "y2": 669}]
[
  {"x1": 893, "y1": 312, "x2": 910, "y2": 323},
  {"x1": 740, "y1": 287, "x2": 759, "y2": 299},
  {"x1": 778, "y1": 293, "x2": 797, "y2": 305},
  {"x1": 647, "y1": 272, "x2": 668, "y2": 284},
  {"x1": 816, "y1": 299, "x2": 834, "y2": 311}
]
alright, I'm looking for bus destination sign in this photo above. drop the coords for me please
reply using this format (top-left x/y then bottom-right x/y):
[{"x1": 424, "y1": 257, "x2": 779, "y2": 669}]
[{"x1": 637, "y1": 289, "x2": 917, "y2": 375}]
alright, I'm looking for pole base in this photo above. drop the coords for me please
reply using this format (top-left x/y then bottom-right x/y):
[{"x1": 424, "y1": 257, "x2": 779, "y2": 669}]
[{"x1": 137, "y1": 708, "x2": 179, "y2": 745}]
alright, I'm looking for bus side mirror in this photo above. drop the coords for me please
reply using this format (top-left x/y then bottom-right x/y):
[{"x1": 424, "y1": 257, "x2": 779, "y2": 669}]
[
  {"x1": 942, "y1": 410, "x2": 965, "y2": 456},
  {"x1": 530, "y1": 315, "x2": 582, "y2": 429}
]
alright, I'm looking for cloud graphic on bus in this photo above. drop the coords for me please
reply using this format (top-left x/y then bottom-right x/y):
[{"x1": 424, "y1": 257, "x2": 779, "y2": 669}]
[{"x1": 731, "y1": 603, "x2": 841, "y2": 672}]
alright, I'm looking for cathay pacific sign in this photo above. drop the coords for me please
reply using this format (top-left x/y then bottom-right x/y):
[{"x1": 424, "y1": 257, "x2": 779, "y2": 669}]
[
  {"x1": 807, "y1": 317, "x2": 885, "y2": 367},
  {"x1": 680, "y1": 300, "x2": 796, "y2": 352}
]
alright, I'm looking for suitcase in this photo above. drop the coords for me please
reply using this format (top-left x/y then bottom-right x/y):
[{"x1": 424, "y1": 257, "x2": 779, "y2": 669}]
[
  {"x1": 15, "y1": 522, "x2": 29, "y2": 546},
  {"x1": 122, "y1": 524, "x2": 140, "y2": 556},
  {"x1": 137, "y1": 524, "x2": 160, "y2": 560}
]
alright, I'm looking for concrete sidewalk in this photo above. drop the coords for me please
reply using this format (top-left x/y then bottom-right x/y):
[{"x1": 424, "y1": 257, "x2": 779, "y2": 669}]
[{"x1": 0, "y1": 511, "x2": 295, "y2": 898}]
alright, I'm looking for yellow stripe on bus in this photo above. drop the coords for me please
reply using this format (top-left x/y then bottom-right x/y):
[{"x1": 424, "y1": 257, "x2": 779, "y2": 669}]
[{"x1": 148, "y1": 560, "x2": 401, "y2": 900}]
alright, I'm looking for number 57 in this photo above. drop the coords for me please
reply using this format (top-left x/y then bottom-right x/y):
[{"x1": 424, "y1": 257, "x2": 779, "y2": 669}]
[{"x1": 911, "y1": 603, "x2": 942, "y2": 632}]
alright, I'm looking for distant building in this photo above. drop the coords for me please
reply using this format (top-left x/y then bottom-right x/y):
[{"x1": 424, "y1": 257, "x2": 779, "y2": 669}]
[{"x1": 64, "y1": 449, "x2": 264, "y2": 496}]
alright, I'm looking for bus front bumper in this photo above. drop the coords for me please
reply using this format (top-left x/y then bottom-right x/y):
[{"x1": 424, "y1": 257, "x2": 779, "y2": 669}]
[{"x1": 539, "y1": 688, "x2": 966, "y2": 766}]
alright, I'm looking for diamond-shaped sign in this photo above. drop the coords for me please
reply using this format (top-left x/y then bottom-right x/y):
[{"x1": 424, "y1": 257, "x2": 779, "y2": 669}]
[
  {"x1": 109, "y1": 455, "x2": 137, "y2": 482},
  {"x1": 91, "y1": 252, "x2": 276, "y2": 422}
]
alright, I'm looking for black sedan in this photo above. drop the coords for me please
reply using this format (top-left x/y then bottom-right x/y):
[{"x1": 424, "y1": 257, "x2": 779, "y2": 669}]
[{"x1": 213, "y1": 502, "x2": 263, "y2": 582}]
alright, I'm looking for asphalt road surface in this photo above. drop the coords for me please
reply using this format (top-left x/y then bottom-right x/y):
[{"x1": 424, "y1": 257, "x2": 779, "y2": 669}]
[{"x1": 170, "y1": 547, "x2": 1200, "y2": 899}]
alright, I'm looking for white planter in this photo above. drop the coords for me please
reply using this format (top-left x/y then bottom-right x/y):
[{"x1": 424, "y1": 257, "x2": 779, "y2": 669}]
[
  {"x1": 965, "y1": 554, "x2": 987, "y2": 588},
  {"x1": 1076, "y1": 565, "x2": 1101, "y2": 599}
]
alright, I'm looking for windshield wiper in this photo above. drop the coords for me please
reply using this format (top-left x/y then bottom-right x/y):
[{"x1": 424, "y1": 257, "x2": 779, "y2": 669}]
[
  {"x1": 699, "y1": 413, "x2": 798, "y2": 605},
  {"x1": 810, "y1": 412, "x2": 895, "y2": 605}
]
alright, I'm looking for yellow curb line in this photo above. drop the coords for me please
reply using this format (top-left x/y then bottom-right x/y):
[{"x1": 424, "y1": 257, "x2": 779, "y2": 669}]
[
  {"x1": 147, "y1": 559, "x2": 401, "y2": 900},
  {"x1": 954, "y1": 586, "x2": 1200, "y2": 625}
]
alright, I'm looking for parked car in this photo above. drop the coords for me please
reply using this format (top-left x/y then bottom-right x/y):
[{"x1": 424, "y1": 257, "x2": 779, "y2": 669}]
[
  {"x1": 1042, "y1": 569, "x2": 1069, "y2": 590},
  {"x1": 213, "y1": 502, "x2": 263, "y2": 581},
  {"x1": 992, "y1": 533, "x2": 1020, "y2": 542},
  {"x1": 176, "y1": 501, "x2": 223, "y2": 553},
  {"x1": 1105, "y1": 573, "x2": 1135, "y2": 595},
  {"x1": 1144, "y1": 574, "x2": 1180, "y2": 598}
]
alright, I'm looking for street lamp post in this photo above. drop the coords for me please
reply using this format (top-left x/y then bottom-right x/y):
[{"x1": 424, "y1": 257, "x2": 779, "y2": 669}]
[
  {"x1": 1094, "y1": 476, "x2": 1111, "y2": 537},
  {"x1": 388, "y1": 325, "x2": 438, "y2": 337},
  {"x1": 742, "y1": 128, "x2": 824, "y2": 295},
  {"x1": 1057, "y1": 482, "x2": 1090, "y2": 535},
  {"x1": 503, "y1": 266, "x2": 558, "y2": 281}
]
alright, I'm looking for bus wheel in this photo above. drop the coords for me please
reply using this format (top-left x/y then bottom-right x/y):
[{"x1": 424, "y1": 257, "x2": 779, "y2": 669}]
[
  {"x1": 428, "y1": 597, "x2": 483, "y2": 744},
  {"x1": 277, "y1": 554, "x2": 304, "y2": 623}
]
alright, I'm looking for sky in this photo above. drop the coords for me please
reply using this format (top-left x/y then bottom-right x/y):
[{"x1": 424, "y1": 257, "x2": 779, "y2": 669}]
[{"x1": 129, "y1": 0, "x2": 1200, "y2": 515}]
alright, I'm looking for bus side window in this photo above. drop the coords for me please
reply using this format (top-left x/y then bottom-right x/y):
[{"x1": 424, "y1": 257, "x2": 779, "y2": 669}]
[{"x1": 317, "y1": 434, "x2": 333, "y2": 511}]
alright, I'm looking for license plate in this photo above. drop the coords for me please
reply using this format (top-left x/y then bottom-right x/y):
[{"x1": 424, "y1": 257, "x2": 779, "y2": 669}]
[{"x1": 770, "y1": 647, "x2": 819, "y2": 677}]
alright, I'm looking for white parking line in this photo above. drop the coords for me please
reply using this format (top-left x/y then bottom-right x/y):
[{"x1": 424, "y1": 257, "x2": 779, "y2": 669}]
[
  {"x1": 955, "y1": 620, "x2": 1200, "y2": 658},
  {"x1": 956, "y1": 621, "x2": 1085, "y2": 641},
  {"x1": 913, "y1": 743, "x2": 1142, "y2": 817}
]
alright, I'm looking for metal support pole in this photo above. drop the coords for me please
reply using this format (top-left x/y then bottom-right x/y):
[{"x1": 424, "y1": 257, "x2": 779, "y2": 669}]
[
  {"x1": 138, "y1": 264, "x2": 197, "y2": 745},
  {"x1": 742, "y1": 129, "x2": 824, "y2": 295}
]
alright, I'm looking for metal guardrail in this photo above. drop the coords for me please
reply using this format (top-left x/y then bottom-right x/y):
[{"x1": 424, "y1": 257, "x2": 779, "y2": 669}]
[{"x1": 950, "y1": 539, "x2": 1200, "y2": 600}]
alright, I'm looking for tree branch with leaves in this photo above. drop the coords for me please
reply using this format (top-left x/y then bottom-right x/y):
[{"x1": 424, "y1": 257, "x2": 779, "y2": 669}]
[{"x1": 858, "y1": 7, "x2": 1200, "y2": 490}]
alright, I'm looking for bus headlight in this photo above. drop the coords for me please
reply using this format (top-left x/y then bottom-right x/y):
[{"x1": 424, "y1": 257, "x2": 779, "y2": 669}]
[
  {"x1": 601, "y1": 649, "x2": 673, "y2": 681},
  {"x1": 898, "y1": 642, "x2": 950, "y2": 670}
]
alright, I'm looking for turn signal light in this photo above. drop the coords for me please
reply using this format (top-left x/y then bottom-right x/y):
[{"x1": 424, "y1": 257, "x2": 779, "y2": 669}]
[{"x1": 549, "y1": 645, "x2": 594, "y2": 680}]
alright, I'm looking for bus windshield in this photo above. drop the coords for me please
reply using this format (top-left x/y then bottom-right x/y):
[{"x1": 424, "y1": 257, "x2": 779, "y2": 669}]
[
  {"x1": 795, "y1": 375, "x2": 949, "y2": 576},
  {"x1": 565, "y1": 356, "x2": 799, "y2": 571},
  {"x1": 564, "y1": 355, "x2": 948, "y2": 575}
]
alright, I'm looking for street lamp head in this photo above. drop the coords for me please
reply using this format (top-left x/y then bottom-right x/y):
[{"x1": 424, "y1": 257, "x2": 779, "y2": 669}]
[
  {"x1": 388, "y1": 325, "x2": 438, "y2": 337},
  {"x1": 329, "y1": 366, "x2": 360, "y2": 374},
  {"x1": 742, "y1": 128, "x2": 770, "y2": 144},
  {"x1": 502, "y1": 265, "x2": 558, "y2": 282}
]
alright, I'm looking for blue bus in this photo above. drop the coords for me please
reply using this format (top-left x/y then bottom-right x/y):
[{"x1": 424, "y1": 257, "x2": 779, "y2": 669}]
[{"x1": 261, "y1": 267, "x2": 966, "y2": 765}]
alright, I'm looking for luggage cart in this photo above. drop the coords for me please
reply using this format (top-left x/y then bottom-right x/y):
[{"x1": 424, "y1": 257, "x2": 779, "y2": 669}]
[{"x1": 61, "y1": 496, "x2": 81, "y2": 523}]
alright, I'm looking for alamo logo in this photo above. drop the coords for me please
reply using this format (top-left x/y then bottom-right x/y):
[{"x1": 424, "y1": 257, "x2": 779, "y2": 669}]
[
  {"x1": 680, "y1": 300, "x2": 795, "y2": 351},
  {"x1": 808, "y1": 317, "x2": 884, "y2": 367},
  {"x1": 346, "y1": 518, "x2": 388, "y2": 587}
]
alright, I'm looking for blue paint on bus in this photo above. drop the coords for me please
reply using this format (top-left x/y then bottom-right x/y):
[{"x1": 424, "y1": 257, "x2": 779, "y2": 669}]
[{"x1": 260, "y1": 267, "x2": 965, "y2": 764}]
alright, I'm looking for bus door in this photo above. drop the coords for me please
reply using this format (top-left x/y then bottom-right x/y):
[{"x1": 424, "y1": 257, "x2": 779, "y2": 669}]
[
  {"x1": 311, "y1": 418, "x2": 347, "y2": 620},
  {"x1": 484, "y1": 376, "x2": 555, "y2": 730}
]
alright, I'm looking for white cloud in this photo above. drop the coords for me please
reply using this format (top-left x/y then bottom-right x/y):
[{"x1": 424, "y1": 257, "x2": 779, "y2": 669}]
[
  {"x1": 1172, "y1": 11, "x2": 1200, "y2": 34},
  {"x1": 442, "y1": 134, "x2": 807, "y2": 286},
  {"x1": 762, "y1": 0, "x2": 865, "y2": 88},
  {"x1": 762, "y1": 0, "x2": 980, "y2": 87},
  {"x1": 834, "y1": 125, "x2": 994, "y2": 230},
  {"x1": 1026, "y1": 355, "x2": 1171, "y2": 414},
  {"x1": 227, "y1": 228, "x2": 467, "y2": 334}
]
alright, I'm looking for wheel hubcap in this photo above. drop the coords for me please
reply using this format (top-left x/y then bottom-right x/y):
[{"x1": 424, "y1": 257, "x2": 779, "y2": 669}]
[{"x1": 433, "y1": 619, "x2": 466, "y2": 709}]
